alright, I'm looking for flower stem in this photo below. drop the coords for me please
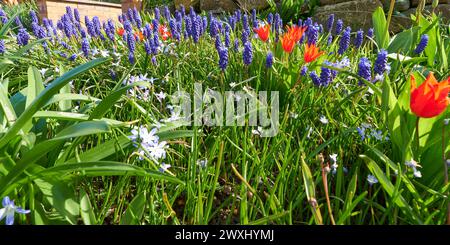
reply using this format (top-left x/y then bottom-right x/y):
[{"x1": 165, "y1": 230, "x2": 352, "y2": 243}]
[
  {"x1": 443, "y1": 123, "x2": 449, "y2": 225},
  {"x1": 386, "y1": 0, "x2": 396, "y2": 32},
  {"x1": 415, "y1": 117, "x2": 420, "y2": 153},
  {"x1": 321, "y1": 157, "x2": 336, "y2": 225}
]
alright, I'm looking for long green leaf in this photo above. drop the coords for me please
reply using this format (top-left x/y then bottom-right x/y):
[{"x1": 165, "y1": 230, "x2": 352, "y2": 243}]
[
  {"x1": 0, "y1": 121, "x2": 112, "y2": 196},
  {"x1": 360, "y1": 155, "x2": 422, "y2": 224},
  {"x1": 300, "y1": 156, "x2": 322, "y2": 224},
  {"x1": 120, "y1": 192, "x2": 146, "y2": 225},
  {"x1": 80, "y1": 189, "x2": 97, "y2": 225},
  {"x1": 89, "y1": 81, "x2": 151, "y2": 120},
  {"x1": 372, "y1": 7, "x2": 389, "y2": 49},
  {"x1": 0, "y1": 58, "x2": 109, "y2": 149}
]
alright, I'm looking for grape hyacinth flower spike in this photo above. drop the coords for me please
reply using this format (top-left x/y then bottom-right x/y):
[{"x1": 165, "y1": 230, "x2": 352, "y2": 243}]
[
  {"x1": 338, "y1": 27, "x2": 351, "y2": 55},
  {"x1": 414, "y1": 34, "x2": 429, "y2": 54},
  {"x1": 243, "y1": 41, "x2": 253, "y2": 66},
  {"x1": 358, "y1": 57, "x2": 372, "y2": 86},
  {"x1": 266, "y1": 52, "x2": 274, "y2": 68}
]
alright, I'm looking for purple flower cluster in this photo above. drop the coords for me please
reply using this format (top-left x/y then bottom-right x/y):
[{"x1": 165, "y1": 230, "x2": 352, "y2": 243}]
[
  {"x1": 169, "y1": 18, "x2": 179, "y2": 41},
  {"x1": 266, "y1": 52, "x2": 273, "y2": 68},
  {"x1": 354, "y1": 29, "x2": 363, "y2": 48},
  {"x1": 327, "y1": 35, "x2": 333, "y2": 45},
  {"x1": 374, "y1": 49, "x2": 388, "y2": 76},
  {"x1": 267, "y1": 13, "x2": 273, "y2": 26},
  {"x1": 81, "y1": 38, "x2": 90, "y2": 57},
  {"x1": 15, "y1": 16, "x2": 23, "y2": 28},
  {"x1": 335, "y1": 19, "x2": 343, "y2": 35},
  {"x1": 192, "y1": 15, "x2": 202, "y2": 43},
  {"x1": 252, "y1": 9, "x2": 258, "y2": 28},
  {"x1": 104, "y1": 19, "x2": 116, "y2": 41},
  {"x1": 234, "y1": 39, "x2": 239, "y2": 52},
  {"x1": 134, "y1": 7, "x2": 142, "y2": 28},
  {"x1": 338, "y1": 27, "x2": 351, "y2": 55},
  {"x1": 0, "y1": 39, "x2": 5, "y2": 54},
  {"x1": 218, "y1": 46, "x2": 229, "y2": 71},
  {"x1": 241, "y1": 30, "x2": 249, "y2": 45},
  {"x1": 301, "y1": 66, "x2": 308, "y2": 76},
  {"x1": 154, "y1": 8, "x2": 161, "y2": 21},
  {"x1": 243, "y1": 41, "x2": 253, "y2": 66},
  {"x1": 69, "y1": 53, "x2": 77, "y2": 61},
  {"x1": 30, "y1": 10, "x2": 39, "y2": 24},
  {"x1": 17, "y1": 28, "x2": 30, "y2": 46},
  {"x1": 0, "y1": 8, "x2": 8, "y2": 24},
  {"x1": 274, "y1": 13, "x2": 281, "y2": 40},
  {"x1": 310, "y1": 61, "x2": 337, "y2": 87},
  {"x1": 367, "y1": 28, "x2": 374, "y2": 39},
  {"x1": 74, "y1": 8, "x2": 80, "y2": 22},
  {"x1": 126, "y1": 31, "x2": 136, "y2": 64},
  {"x1": 310, "y1": 71, "x2": 321, "y2": 87},
  {"x1": 358, "y1": 57, "x2": 372, "y2": 85},
  {"x1": 319, "y1": 66, "x2": 333, "y2": 87},
  {"x1": 327, "y1": 14, "x2": 334, "y2": 32},
  {"x1": 224, "y1": 27, "x2": 231, "y2": 48},
  {"x1": 414, "y1": 34, "x2": 428, "y2": 54},
  {"x1": 209, "y1": 17, "x2": 219, "y2": 37},
  {"x1": 307, "y1": 25, "x2": 319, "y2": 45}
]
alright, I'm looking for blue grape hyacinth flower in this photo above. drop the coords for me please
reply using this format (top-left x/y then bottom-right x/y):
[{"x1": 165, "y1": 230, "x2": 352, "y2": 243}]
[
  {"x1": 367, "y1": 28, "x2": 374, "y2": 39},
  {"x1": 243, "y1": 41, "x2": 253, "y2": 66},
  {"x1": 414, "y1": 34, "x2": 429, "y2": 54},
  {"x1": 335, "y1": 19, "x2": 343, "y2": 35},
  {"x1": 17, "y1": 28, "x2": 30, "y2": 46},
  {"x1": 374, "y1": 49, "x2": 388, "y2": 76},
  {"x1": 81, "y1": 38, "x2": 90, "y2": 57},
  {"x1": 327, "y1": 14, "x2": 334, "y2": 33},
  {"x1": 0, "y1": 39, "x2": 5, "y2": 54},
  {"x1": 354, "y1": 29, "x2": 364, "y2": 48},
  {"x1": 358, "y1": 57, "x2": 372, "y2": 85},
  {"x1": 218, "y1": 46, "x2": 229, "y2": 71},
  {"x1": 0, "y1": 8, "x2": 8, "y2": 24},
  {"x1": 266, "y1": 51, "x2": 273, "y2": 68},
  {"x1": 338, "y1": 27, "x2": 351, "y2": 55}
]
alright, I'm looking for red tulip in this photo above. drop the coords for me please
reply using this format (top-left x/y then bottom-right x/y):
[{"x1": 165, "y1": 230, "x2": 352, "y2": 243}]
[
  {"x1": 159, "y1": 25, "x2": 171, "y2": 40},
  {"x1": 117, "y1": 28, "x2": 125, "y2": 36},
  {"x1": 410, "y1": 72, "x2": 450, "y2": 118},
  {"x1": 286, "y1": 25, "x2": 306, "y2": 43},
  {"x1": 134, "y1": 31, "x2": 144, "y2": 41},
  {"x1": 304, "y1": 43, "x2": 324, "y2": 63},
  {"x1": 254, "y1": 24, "x2": 270, "y2": 42},
  {"x1": 281, "y1": 33, "x2": 296, "y2": 53}
]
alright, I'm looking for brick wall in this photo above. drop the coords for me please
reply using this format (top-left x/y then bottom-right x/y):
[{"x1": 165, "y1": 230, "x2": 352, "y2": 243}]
[{"x1": 36, "y1": 0, "x2": 135, "y2": 23}]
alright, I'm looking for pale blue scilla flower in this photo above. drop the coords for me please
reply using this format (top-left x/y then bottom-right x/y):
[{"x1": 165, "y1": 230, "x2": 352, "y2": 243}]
[
  {"x1": 0, "y1": 196, "x2": 30, "y2": 225},
  {"x1": 405, "y1": 159, "x2": 422, "y2": 178},
  {"x1": 158, "y1": 162, "x2": 171, "y2": 173},
  {"x1": 319, "y1": 115, "x2": 329, "y2": 124},
  {"x1": 367, "y1": 174, "x2": 378, "y2": 186}
]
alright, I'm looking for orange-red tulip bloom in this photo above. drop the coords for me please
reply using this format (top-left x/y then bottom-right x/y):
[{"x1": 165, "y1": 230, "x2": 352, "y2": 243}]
[
  {"x1": 254, "y1": 24, "x2": 270, "y2": 42},
  {"x1": 134, "y1": 31, "x2": 144, "y2": 41},
  {"x1": 410, "y1": 72, "x2": 450, "y2": 118},
  {"x1": 117, "y1": 28, "x2": 125, "y2": 36},
  {"x1": 286, "y1": 25, "x2": 307, "y2": 42},
  {"x1": 304, "y1": 43, "x2": 325, "y2": 63},
  {"x1": 159, "y1": 25, "x2": 171, "y2": 40},
  {"x1": 281, "y1": 33, "x2": 296, "y2": 53}
]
